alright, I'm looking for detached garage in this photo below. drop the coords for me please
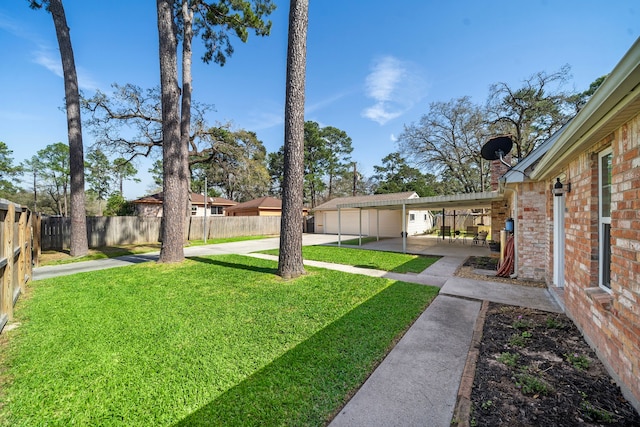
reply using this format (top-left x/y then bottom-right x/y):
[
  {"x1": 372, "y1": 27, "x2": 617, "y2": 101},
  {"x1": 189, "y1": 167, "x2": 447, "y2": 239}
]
[{"x1": 314, "y1": 192, "x2": 434, "y2": 237}]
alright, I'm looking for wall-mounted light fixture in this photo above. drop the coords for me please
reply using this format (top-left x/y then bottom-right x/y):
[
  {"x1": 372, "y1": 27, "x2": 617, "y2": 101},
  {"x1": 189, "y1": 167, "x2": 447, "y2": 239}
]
[{"x1": 553, "y1": 178, "x2": 571, "y2": 197}]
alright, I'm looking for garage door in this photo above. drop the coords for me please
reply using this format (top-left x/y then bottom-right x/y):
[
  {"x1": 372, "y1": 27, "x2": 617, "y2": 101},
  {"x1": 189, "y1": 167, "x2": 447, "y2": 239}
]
[{"x1": 323, "y1": 211, "x2": 367, "y2": 235}]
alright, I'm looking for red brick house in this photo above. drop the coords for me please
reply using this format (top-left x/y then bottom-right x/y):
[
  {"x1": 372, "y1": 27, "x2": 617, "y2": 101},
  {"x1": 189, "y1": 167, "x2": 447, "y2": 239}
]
[
  {"x1": 224, "y1": 196, "x2": 309, "y2": 217},
  {"x1": 499, "y1": 38, "x2": 640, "y2": 410},
  {"x1": 132, "y1": 192, "x2": 236, "y2": 217}
]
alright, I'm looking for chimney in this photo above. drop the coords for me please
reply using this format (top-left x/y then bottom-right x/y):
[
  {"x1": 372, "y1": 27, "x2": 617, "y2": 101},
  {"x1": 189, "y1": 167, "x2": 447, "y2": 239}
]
[{"x1": 490, "y1": 154, "x2": 512, "y2": 191}]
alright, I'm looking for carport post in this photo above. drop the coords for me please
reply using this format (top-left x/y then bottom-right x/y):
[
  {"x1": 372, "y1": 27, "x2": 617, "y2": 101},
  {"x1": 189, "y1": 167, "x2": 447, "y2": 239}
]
[
  {"x1": 453, "y1": 210, "x2": 456, "y2": 236},
  {"x1": 402, "y1": 203, "x2": 407, "y2": 253},
  {"x1": 359, "y1": 208, "x2": 362, "y2": 245},
  {"x1": 442, "y1": 208, "x2": 445, "y2": 240},
  {"x1": 338, "y1": 207, "x2": 341, "y2": 246},
  {"x1": 376, "y1": 209, "x2": 380, "y2": 241}
]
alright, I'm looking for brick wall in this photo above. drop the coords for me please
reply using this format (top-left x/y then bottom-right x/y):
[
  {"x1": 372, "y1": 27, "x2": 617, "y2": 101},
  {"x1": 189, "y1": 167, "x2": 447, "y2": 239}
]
[
  {"x1": 515, "y1": 181, "x2": 547, "y2": 281},
  {"x1": 561, "y1": 114, "x2": 640, "y2": 409},
  {"x1": 490, "y1": 200, "x2": 508, "y2": 243}
]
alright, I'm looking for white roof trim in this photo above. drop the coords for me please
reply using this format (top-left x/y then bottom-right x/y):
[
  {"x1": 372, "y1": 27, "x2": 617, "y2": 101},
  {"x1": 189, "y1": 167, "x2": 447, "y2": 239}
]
[{"x1": 337, "y1": 191, "x2": 502, "y2": 210}]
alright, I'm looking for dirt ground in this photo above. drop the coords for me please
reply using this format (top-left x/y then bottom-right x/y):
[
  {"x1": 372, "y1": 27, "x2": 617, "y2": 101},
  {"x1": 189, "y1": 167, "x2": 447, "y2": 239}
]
[{"x1": 459, "y1": 257, "x2": 640, "y2": 426}]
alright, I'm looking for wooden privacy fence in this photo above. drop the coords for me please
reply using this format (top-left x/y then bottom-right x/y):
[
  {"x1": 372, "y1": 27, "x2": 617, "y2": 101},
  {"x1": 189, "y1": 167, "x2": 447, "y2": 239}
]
[
  {"x1": 0, "y1": 201, "x2": 33, "y2": 334},
  {"x1": 40, "y1": 215, "x2": 282, "y2": 250},
  {"x1": 186, "y1": 215, "x2": 281, "y2": 241}
]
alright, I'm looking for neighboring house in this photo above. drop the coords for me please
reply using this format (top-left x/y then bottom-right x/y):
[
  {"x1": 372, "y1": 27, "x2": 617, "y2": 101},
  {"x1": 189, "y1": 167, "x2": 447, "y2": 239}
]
[
  {"x1": 132, "y1": 192, "x2": 237, "y2": 217},
  {"x1": 498, "y1": 38, "x2": 640, "y2": 411},
  {"x1": 313, "y1": 192, "x2": 435, "y2": 237},
  {"x1": 189, "y1": 193, "x2": 237, "y2": 217},
  {"x1": 224, "y1": 196, "x2": 308, "y2": 217}
]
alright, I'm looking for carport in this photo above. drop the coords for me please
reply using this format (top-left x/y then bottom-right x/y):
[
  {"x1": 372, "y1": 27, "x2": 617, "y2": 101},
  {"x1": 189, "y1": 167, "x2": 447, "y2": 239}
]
[{"x1": 335, "y1": 191, "x2": 504, "y2": 253}]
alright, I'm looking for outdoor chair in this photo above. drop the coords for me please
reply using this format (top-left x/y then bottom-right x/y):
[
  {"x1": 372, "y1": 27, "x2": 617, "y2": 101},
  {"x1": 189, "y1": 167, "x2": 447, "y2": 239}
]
[
  {"x1": 464, "y1": 226, "x2": 478, "y2": 244},
  {"x1": 440, "y1": 225, "x2": 452, "y2": 242},
  {"x1": 473, "y1": 230, "x2": 488, "y2": 245}
]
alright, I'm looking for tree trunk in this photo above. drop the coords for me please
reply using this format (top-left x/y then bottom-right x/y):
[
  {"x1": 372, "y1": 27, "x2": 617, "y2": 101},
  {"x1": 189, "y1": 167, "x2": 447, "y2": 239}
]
[
  {"x1": 157, "y1": 0, "x2": 185, "y2": 263},
  {"x1": 49, "y1": 0, "x2": 88, "y2": 257},
  {"x1": 181, "y1": 0, "x2": 194, "y2": 236},
  {"x1": 278, "y1": 0, "x2": 308, "y2": 279}
]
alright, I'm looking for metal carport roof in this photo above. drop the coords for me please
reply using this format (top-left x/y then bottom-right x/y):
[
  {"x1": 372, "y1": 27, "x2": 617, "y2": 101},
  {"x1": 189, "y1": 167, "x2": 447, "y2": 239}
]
[
  {"x1": 334, "y1": 191, "x2": 504, "y2": 253},
  {"x1": 336, "y1": 191, "x2": 503, "y2": 211}
]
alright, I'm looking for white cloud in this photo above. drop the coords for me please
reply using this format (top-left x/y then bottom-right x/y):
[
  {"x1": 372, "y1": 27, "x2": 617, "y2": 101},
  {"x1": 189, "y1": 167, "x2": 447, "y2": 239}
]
[
  {"x1": 33, "y1": 48, "x2": 100, "y2": 91},
  {"x1": 365, "y1": 56, "x2": 404, "y2": 102},
  {"x1": 390, "y1": 133, "x2": 398, "y2": 142},
  {"x1": 246, "y1": 110, "x2": 283, "y2": 131},
  {"x1": 34, "y1": 48, "x2": 63, "y2": 78},
  {"x1": 306, "y1": 90, "x2": 350, "y2": 114},
  {"x1": 362, "y1": 102, "x2": 402, "y2": 124},
  {"x1": 361, "y1": 55, "x2": 427, "y2": 125}
]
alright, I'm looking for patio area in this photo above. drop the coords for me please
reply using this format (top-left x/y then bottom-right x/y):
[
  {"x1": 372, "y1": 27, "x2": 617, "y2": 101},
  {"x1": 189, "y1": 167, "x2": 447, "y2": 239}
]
[{"x1": 342, "y1": 234, "x2": 493, "y2": 258}]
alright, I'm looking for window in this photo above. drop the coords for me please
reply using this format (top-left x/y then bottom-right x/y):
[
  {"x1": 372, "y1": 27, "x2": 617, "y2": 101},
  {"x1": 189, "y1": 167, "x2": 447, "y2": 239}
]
[
  {"x1": 191, "y1": 206, "x2": 198, "y2": 216},
  {"x1": 409, "y1": 213, "x2": 415, "y2": 222},
  {"x1": 599, "y1": 148, "x2": 612, "y2": 290},
  {"x1": 210, "y1": 206, "x2": 223, "y2": 215},
  {"x1": 424, "y1": 214, "x2": 428, "y2": 221}
]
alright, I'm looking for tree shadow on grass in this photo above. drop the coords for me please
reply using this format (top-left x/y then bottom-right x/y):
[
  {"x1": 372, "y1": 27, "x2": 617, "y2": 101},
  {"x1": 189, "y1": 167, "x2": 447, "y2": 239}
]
[
  {"x1": 390, "y1": 256, "x2": 440, "y2": 274},
  {"x1": 188, "y1": 256, "x2": 279, "y2": 275},
  {"x1": 172, "y1": 281, "x2": 438, "y2": 427}
]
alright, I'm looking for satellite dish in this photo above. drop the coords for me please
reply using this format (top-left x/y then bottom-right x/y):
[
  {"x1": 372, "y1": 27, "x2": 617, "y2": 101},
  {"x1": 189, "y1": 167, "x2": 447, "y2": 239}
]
[{"x1": 481, "y1": 135, "x2": 513, "y2": 161}]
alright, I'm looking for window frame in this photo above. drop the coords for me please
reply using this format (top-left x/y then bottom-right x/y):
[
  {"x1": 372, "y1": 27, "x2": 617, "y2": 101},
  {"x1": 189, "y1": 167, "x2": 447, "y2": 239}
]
[{"x1": 598, "y1": 147, "x2": 613, "y2": 292}]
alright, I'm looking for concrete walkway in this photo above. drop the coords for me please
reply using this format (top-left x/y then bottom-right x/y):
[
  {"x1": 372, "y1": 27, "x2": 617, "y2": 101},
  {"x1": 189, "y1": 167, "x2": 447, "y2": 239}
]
[
  {"x1": 330, "y1": 295, "x2": 481, "y2": 427},
  {"x1": 33, "y1": 234, "x2": 562, "y2": 426},
  {"x1": 327, "y1": 251, "x2": 561, "y2": 427}
]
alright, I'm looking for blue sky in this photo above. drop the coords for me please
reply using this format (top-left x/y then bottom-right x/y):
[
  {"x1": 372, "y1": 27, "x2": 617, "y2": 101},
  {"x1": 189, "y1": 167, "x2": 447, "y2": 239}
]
[{"x1": 1, "y1": 1, "x2": 638, "y2": 199}]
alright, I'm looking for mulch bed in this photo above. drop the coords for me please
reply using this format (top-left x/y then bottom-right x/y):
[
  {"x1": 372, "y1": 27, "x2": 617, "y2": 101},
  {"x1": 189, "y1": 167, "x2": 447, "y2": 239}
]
[
  {"x1": 467, "y1": 303, "x2": 640, "y2": 426},
  {"x1": 462, "y1": 256, "x2": 499, "y2": 270},
  {"x1": 457, "y1": 256, "x2": 546, "y2": 288}
]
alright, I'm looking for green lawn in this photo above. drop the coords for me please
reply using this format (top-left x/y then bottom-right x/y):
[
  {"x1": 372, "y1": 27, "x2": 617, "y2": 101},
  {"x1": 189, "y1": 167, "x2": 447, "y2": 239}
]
[
  {"x1": 262, "y1": 246, "x2": 439, "y2": 274},
  {"x1": 40, "y1": 235, "x2": 275, "y2": 266},
  {"x1": 0, "y1": 255, "x2": 438, "y2": 426}
]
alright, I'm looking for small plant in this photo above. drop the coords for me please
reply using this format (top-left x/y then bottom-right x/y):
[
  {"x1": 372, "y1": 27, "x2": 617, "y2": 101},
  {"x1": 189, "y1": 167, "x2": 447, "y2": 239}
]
[
  {"x1": 580, "y1": 399, "x2": 616, "y2": 423},
  {"x1": 565, "y1": 353, "x2": 590, "y2": 370},
  {"x1": 515, "y1": 373, "x2": 551, "y2": 395},
  {"x1": 545, "y1": 316, "x2": 562, "y2": 329},
  {"x1": 509, "y1": 331, "x2": 532, "y2": 347},
  {"x1": 512, "y1": 315, "x2": 530, "y2": 330},
  {"x1": 497, "y1": 352, "x2": 520, "y2": 367},
  {"x1": 481, "y1": 400, "x2": 493, "y2": 410}
]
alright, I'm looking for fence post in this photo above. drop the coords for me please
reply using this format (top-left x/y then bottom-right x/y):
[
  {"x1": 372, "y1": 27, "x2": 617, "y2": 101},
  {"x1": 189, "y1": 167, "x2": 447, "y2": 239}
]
[
  {"x1": 2, "y1": 204, "x2": 15, "y2": 321},
  {"x1": 18, "y1": 209, "x2": 27, "y2": 293},
  {"x1": 24, "y1": 210, "x2": 32, "y2": 283},
  {"x1": 33, "y1": 213, "x2": 41, "y2": 267}
]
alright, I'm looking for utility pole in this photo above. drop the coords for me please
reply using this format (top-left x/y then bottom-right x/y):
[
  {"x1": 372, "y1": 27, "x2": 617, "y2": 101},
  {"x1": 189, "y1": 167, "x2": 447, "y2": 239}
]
[
  {"x1": 33, "y1": 168, "x2": 38, "y2": 212},
  {"x1": 352, "y1": 162, "x2": 357, "y2": 196},
  {"x1": 203, "y1": 176, "x2": 208, "y2": 243}
]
